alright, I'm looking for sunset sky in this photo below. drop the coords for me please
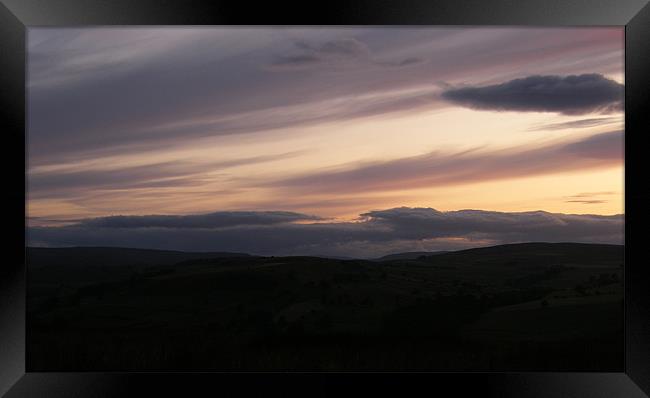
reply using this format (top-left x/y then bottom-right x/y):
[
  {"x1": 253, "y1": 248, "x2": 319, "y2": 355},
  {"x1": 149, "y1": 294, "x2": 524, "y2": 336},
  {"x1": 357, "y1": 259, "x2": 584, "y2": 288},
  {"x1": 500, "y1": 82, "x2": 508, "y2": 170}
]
[{"x1": 26, "y1": 27, "x2": 625, "y2": 257}]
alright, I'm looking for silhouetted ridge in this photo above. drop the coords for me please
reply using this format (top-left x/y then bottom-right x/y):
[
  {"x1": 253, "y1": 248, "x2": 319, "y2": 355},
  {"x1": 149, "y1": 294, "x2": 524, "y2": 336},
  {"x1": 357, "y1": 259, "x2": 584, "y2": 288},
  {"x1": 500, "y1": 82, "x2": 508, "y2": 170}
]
[
  {"x1": 27, "y1": 246, "x2": 250, "y2": 267},
  {"x1": 417, "y1": 242, "x2": 623, "y2": 267}
]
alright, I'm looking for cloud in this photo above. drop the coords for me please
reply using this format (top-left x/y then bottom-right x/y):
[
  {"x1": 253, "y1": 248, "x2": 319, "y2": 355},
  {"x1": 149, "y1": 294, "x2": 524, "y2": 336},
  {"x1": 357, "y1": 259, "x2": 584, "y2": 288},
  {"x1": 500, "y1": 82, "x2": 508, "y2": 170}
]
[
  {"x1": 527, "y1": 117, "x2": 620, "y2": 131},
  {"x1": 441, "y1": 74, "x2": 623, "y2": 115},
  {"x1": 267, "y1": 38, "x2": 372, "y2": 70},
  {"x1": 268, "y1": 38, "x2": 424, "y2": 70},
  {"x1": 566, "y1": 200, "x2": 606, "y2": 204},
  {"x1": 563, "y1": 191, "x2": 617, "y2": 205},
  {"x1": 568, "y1": 191, "x2": 617, "y2": 198},
  {"x1": 271, "y1": 131, "x2": 623, "y2": 196},
  {"x1": 28, "y1": 207, "x2": 623, "y2": 258},
  {"x1": 27, "y1": 151, "x2": 304, "y2": 200},
  {"x1": 393, "y1": 57, "x2": 425, "y2": 67},
  {"x1": 562, "y1": 130, "x2": 623, "y2": 159},
  {"x1": 361, "y1": 207, "x2": 622, "y2": 243},
  {"x1": 28, "y1": 29, "x2": 623, "y2": 165},
  {"x1": 78, "y1": 210, "x2": 322, "y2": 229}
]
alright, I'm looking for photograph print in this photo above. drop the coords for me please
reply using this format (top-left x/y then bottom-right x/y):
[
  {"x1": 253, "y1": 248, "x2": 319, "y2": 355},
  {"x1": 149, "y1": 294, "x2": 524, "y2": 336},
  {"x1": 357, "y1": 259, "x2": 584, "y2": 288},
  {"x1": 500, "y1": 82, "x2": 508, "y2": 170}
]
[{"x1": 26, "y1": 27, "x2": 624, "y2": 371}]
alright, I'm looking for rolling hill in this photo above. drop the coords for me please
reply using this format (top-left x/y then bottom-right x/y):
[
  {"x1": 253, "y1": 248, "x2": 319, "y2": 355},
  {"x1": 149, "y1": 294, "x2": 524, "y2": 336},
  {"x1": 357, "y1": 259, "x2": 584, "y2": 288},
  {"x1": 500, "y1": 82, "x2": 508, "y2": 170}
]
[
  {"x1": 27, "y1": 246, "x2": 251, "y2": 267},
  {"x1": 27, "y1": 242, "x2": 624, "y2": 371}
]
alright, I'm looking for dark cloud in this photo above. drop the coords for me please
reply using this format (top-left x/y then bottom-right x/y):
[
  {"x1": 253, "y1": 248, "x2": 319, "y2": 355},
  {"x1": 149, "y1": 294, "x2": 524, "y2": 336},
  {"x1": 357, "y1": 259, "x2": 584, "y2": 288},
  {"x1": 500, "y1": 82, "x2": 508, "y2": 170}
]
[
  {"x1": 78, "y1": 211, "x2": 322, "y2": 229},
  {"x1": 268, "y1": 38, "x2": 426, "y2": 71},
  {"x1": 441, "y1": 74, "x2": 623, "y2": 115},
  {"x1": 361, "y1": 207, "x2": 622, "y2": 242},
  {"x1": 527, "y1": 117, "x2": 620, "y2": 131},
  {"x1": 272, "y1": 131, "x2": 623, "y2": 195},
  {"x1": 563, "y1": 191, "x2": 616, "y2": 205},
  {"x1": 28, "y1": 207, "x2": 623, "y2": 258},
  {"x1": 268, "y1": 38, "x2": 372, "y2": 70},
  {"x1": 566, "y1": 200, "x2": 606, "y2": 204}
]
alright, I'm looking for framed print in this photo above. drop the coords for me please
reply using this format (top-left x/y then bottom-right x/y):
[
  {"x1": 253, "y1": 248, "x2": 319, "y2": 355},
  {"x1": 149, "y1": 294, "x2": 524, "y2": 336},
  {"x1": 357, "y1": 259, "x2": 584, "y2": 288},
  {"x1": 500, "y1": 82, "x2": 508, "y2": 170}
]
[{"x1": 1, "y1": 0, "x2": 649, "y2": 396}]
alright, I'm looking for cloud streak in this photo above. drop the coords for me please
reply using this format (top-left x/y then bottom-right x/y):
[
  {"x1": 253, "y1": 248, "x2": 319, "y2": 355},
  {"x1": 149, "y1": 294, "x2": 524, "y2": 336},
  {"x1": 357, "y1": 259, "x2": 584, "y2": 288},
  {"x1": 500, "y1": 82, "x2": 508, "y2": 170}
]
[
  {"x1": 563, "y1": 191, "x2": 616, "y2": 205},
  {"x1": 442, "y1": 74, "x2": 623, "y2": 115},
  {"x1": 28, "y1": 28, "x2": 624, "y2": 164},
  {"x1": 272, "y1": 131, "x2": 623, "y2": 196},
  {"x1": 526, "y1": 117, "x2": 620, "y2": 132},
  {"x1": 28, "y1": 151, "x2": 304, "y2": 200}
]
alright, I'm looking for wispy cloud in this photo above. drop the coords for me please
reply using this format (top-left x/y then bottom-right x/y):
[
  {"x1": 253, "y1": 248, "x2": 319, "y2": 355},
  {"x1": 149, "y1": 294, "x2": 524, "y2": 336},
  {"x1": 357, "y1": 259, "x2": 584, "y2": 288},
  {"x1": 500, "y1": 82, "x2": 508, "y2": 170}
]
[
  {"x1": 569, "y1": 191, "x2": 617, "y2": 198},
  {"x1": 566, "y1": 200, "x2": 607, "y2": 204},
  {"x1": 28, "y1": 28, "x2": 623, "y2": 164},
  {"x1": 527, "y1": 117, "x2": 620, "y2": 132},
  {"x1": 271, "y1": 131, "x2": 623, "y2": 196},
  {"x1": 28, "y1": 151, "x2": 304, "y2": 200},
  {"x1": 563, "y1": 191, "x2": 618, "y2": 205},
  {"x1": 27, "y1": 27, "x2": 625, "y2": 226}
]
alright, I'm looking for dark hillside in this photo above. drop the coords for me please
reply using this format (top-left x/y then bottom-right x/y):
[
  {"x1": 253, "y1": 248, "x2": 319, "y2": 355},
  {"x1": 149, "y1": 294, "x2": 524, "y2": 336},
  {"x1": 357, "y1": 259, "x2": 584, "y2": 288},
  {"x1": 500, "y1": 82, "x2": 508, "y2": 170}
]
[
  {"x1": 27, "y1": 242, "x2": 623, "y2": 371},
  {"x1": 28, "y1": 246, "x2": 251, "y2": 267}
]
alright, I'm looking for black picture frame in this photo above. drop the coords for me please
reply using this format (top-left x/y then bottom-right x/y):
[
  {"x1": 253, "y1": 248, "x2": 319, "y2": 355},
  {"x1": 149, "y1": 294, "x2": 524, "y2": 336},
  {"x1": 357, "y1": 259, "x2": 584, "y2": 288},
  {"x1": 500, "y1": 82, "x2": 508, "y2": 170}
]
[{"x1": 1, "y1": 0, "x2": 649, "y2": 396}]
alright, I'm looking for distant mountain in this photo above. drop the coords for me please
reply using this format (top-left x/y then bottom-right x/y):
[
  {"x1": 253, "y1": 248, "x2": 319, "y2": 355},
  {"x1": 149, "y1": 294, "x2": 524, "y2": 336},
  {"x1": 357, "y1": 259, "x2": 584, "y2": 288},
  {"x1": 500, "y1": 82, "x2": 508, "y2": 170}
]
[
  {"x1": 27, "y1": 246, "x2": 251, "y2": 267},
  {"x1": 376, "y1": 251, "x2": 449, "y2": 261}
]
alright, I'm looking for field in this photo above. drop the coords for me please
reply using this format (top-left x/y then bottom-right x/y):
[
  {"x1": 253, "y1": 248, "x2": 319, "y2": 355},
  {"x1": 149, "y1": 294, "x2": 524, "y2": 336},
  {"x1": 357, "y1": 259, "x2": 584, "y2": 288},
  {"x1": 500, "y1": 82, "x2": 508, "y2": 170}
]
[{"x1": 27, "y1": 242, "x2": 624, "y2": 371}]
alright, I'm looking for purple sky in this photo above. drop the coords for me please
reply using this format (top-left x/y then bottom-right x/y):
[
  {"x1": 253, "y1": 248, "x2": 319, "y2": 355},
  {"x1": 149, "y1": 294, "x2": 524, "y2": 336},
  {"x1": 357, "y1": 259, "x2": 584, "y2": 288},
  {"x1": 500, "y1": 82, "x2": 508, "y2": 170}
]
[{"x1": 27, "y1": 27, "x2": 624, "y2": 257}]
